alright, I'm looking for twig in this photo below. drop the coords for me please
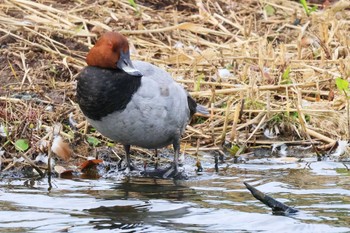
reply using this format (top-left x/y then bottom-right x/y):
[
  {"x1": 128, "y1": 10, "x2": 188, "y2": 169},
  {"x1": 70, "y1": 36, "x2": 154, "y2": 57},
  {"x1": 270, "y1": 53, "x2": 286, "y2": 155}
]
[{"x1": 20, "y1": 149, "x2": 45, "y2": 177}]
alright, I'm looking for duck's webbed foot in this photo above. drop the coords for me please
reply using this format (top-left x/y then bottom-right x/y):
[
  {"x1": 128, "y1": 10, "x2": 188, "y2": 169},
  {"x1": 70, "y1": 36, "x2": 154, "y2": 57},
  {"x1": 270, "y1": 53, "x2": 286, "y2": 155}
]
[
  {"x1": 117, "y1": 159, "x2": 138, "y2": 171},
  {"x1": 162, "y1": 162, "x2": 180, "y2": 178},
  {"x1": 141, "y1": 139, "x2": 187, "y2": 179},
  {"x1": 141, "y1": 163, "x2": 186, "y2": 179}
]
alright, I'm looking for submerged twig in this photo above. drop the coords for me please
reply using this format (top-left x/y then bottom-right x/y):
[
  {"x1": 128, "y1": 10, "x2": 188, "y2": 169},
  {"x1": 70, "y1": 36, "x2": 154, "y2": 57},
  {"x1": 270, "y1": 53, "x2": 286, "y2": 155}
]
[{"x1": 244, "y1": 182, "x2": 298, "y2": 215}]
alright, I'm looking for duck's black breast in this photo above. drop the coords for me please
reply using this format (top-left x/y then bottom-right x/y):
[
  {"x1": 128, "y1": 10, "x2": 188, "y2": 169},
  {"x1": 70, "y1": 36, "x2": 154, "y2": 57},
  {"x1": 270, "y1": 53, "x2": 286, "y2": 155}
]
[{"x1": 76, "y1": 66, "x2": 142, "y2": 121}]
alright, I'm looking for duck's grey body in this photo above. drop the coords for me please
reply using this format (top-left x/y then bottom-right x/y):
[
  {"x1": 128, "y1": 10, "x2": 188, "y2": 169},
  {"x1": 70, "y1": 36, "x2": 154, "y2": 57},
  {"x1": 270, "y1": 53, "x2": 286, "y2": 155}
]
[
  {"x1": 77, "y1": 31, "x2": 208, "y2": 178},
  {"x1": 84, "y1": 61, "x2": 190, "y2": 149}
]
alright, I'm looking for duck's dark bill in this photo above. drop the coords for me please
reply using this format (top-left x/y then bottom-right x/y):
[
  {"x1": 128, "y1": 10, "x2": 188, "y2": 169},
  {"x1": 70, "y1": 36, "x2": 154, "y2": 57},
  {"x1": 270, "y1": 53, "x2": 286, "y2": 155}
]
[{"x1": 117, "y1": 51, "x2": 143, "y2": 77}]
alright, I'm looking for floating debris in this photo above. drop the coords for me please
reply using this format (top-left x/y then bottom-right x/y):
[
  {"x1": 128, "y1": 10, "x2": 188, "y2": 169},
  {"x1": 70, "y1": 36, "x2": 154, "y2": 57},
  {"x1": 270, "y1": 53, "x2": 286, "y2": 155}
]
[{"x1": 244, "y1": 182, "x2": 298, "y2": 216}]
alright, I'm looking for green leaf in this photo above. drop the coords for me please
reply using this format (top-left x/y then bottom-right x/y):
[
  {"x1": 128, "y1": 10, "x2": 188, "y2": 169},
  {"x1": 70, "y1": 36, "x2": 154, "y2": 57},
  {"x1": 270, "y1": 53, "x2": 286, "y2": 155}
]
[
  {"x1": 74, "y1": 24, "x2": 84, "y2": 33},
  {"x1": 225, "y1": 64, "x2": 233, "y2": 70},
  {"x1": 128, "y1": 0, "x2": 137, "y2": 8},
  {"x1": 310, "y1": 5, "x2": 318, "y2": 13},
  {"x1": 229, "y1": 144, "x2": 240, "y2": 156},
  {"x1": 264, "y1": 5, "x2": 276, "y2": 16},
  {"x1": 335, "y1": 77, "x2": 349, "y2": 92},
  {"x1": 128, "y1": 0, "x2": 140, "y2": 15},
  {"x1": 196, "y1": 116, "x2": 206, "y2": 124},
  {"x1": 15, "y1": 139, "x2": 29, "y2": 152},
  {"x1": 195, "y1": 74, "x2": 204, "y2": 92},
  {"x1": 281, "y1": 66, "x2": 291, "y2": 84},
  {"x1": 87, "y1": 136, "x2": 101, "y2": 147},
  {"x1": 299, "y1": 0, "x2": 317, "y2": 16},
  {"x1": 290, "y1": 112, "x2": 299, "y2": 119},
  {"x1": 336, "y1": 168, "x2": 350, "y2": 175},
  {"x1": 107, "y1": 142, "x2": 115, "y2": 147},
  {"x1": 68, "y1": 130, "x2": 75, "y2": 138},
  {"x1": 282, "y1": 66, "x2": 290, "y2": 79},
  {"x1": 299, "y1": 0, "x2": 310, "y2": 15},
  {"x1": 304, "y1": 114, "x2": 311, "y2": 122}
]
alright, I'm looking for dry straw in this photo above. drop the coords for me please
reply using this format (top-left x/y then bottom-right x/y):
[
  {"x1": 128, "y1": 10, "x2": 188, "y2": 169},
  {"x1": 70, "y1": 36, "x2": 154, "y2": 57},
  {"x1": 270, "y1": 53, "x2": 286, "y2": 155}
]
[{"x1": 1, "y1": 0, "x2": 350, "y2": 173}]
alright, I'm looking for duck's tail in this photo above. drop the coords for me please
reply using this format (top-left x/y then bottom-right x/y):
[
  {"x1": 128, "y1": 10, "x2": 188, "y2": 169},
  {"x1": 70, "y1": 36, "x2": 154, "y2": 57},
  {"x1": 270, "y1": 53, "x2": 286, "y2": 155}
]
[
  {"x1": 187, "y1": 95, "x2": 209, "y2": 117},
  {"x1": 196, "y1": 104, "x2": 209, "y2": 115}
]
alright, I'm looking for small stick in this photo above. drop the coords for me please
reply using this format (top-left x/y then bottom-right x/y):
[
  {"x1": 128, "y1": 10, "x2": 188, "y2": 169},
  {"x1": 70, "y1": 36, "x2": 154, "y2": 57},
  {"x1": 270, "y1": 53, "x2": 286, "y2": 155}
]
[
  {"x1": 47, "y1": 129, "x2": 53, "y2": 190},
  {"x1": 20, "y1": 149, "x2": 45, "y2": 177},
  {"x1": 305, "y1": 128, "x2": 336, "y2": 144},
  {"x1": 185, "y1": 146, "x2": 221, "y2": 152},
  {"x1": 220, "y1": 97, "x2": 234, "y2": 145},
  {"x1": 236, "y1": 114, "x2": 267, "y2": 157},
  {"x1": 190, "y1": 82, "x2": 318, "y2": 97},
  {"x1": 186, "y1": 125, "x2": 211, "y2": 139},
  {"x1": 230, "y1": 97, "x2": 242, "y2": 142},
  {"x1": 2, "y1": 161, "x2": 16, "y2": 172}
]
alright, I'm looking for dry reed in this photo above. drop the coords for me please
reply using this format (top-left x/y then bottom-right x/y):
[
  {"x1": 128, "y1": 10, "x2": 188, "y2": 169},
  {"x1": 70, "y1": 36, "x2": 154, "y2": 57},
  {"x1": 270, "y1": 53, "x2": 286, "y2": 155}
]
[{"x1": 1, "y1": 0, "x2": 350, "y2": 175}]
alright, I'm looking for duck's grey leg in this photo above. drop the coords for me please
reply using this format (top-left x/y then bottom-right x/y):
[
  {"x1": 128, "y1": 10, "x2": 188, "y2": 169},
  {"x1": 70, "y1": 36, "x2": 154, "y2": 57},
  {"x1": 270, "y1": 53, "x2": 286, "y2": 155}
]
[
  {"x1": 154, "y1": 149, "x2": 159, "y2": 169},
  {"x1": 117, "y1": 144, "x2": 137, "y2": 171},
  {"x1": 162, "y1": 138, "x2": 180, "y2": 178},
  {"x1": 124, "y1": 145, "x2": 132, "y2": 170}
]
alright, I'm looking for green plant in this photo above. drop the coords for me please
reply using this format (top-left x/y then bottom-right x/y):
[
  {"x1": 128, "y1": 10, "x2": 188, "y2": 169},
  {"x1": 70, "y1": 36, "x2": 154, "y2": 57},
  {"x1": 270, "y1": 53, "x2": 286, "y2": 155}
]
[
  {"x1": 128, "y1": 0, "x2": 140, "y2": 14},
  {"x1": 335, "y1": 77, "x2": 350, "y2": 140},
  {"x1": 195, "y1": 74, "x2": 204, "y2": 92},
  {"x1": 289, "y1": 112, "x2": 310, "y2": 122},
  {"x1": 195, "y1": 116, "x2": 207, "y2": 124},
  {"x1": 244, "y1": 99, "x2": 265, "y2": 110},
  {"x1": 107, "y1": 142, "x2": 115, "y2": 147},
  {"x1": 14, "y1": 139, "x2": 29, "y2": 152},
  {"x1": 268, "y1": 112, "x2": 310, "y2": 135},
  {"x1": 299, "y1": 0, "x2": 317, "y2": 16},
  {"x1": 264, "y1": 5, "x2": 276, "y2": 16},
  {"x1": 228, "y1": 144, "x2": 240, "y2": 156},
  {"x1": 335, "y1": 77, "x2": 349, "y2": 93},
  {"x1": 87, "y1": 136, "x2": 101, "y2": 147},
  {"x1": 336, "y1": 168, "x2": 350, "y2": 175},
  {"x1": 281, "y1": 66, "x2": 292, "y2": 84}
]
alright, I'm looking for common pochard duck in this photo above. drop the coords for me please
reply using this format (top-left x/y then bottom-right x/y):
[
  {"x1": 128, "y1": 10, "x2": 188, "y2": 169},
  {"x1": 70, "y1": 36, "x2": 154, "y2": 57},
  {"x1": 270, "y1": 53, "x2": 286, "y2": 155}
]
[{"x1": 76, "y1": 32, "x2": 207, "y2": 178}]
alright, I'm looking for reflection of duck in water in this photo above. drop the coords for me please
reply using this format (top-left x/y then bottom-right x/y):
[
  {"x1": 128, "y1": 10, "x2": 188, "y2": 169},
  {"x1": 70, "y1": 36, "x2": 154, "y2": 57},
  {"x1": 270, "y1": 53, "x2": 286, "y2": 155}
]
[{"x1": 87, "y1": 177, "x2": 194, "y2": 231}]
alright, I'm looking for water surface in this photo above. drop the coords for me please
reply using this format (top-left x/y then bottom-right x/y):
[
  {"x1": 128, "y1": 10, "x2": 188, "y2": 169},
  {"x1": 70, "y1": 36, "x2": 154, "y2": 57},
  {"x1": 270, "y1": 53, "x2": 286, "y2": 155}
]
[{"x1": 1, "y1": 157, "x2": 350, "y2": 232}]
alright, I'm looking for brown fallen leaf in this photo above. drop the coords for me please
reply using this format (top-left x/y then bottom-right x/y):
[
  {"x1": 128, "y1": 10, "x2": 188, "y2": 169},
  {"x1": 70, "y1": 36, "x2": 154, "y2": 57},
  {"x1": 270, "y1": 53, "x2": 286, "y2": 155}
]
[
  {"x1": 80, "y1": 159, "x2": 103, "y2": 172},
  {"x1": 54, "y1": 165, "x2": 74, "y2": 178}
]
